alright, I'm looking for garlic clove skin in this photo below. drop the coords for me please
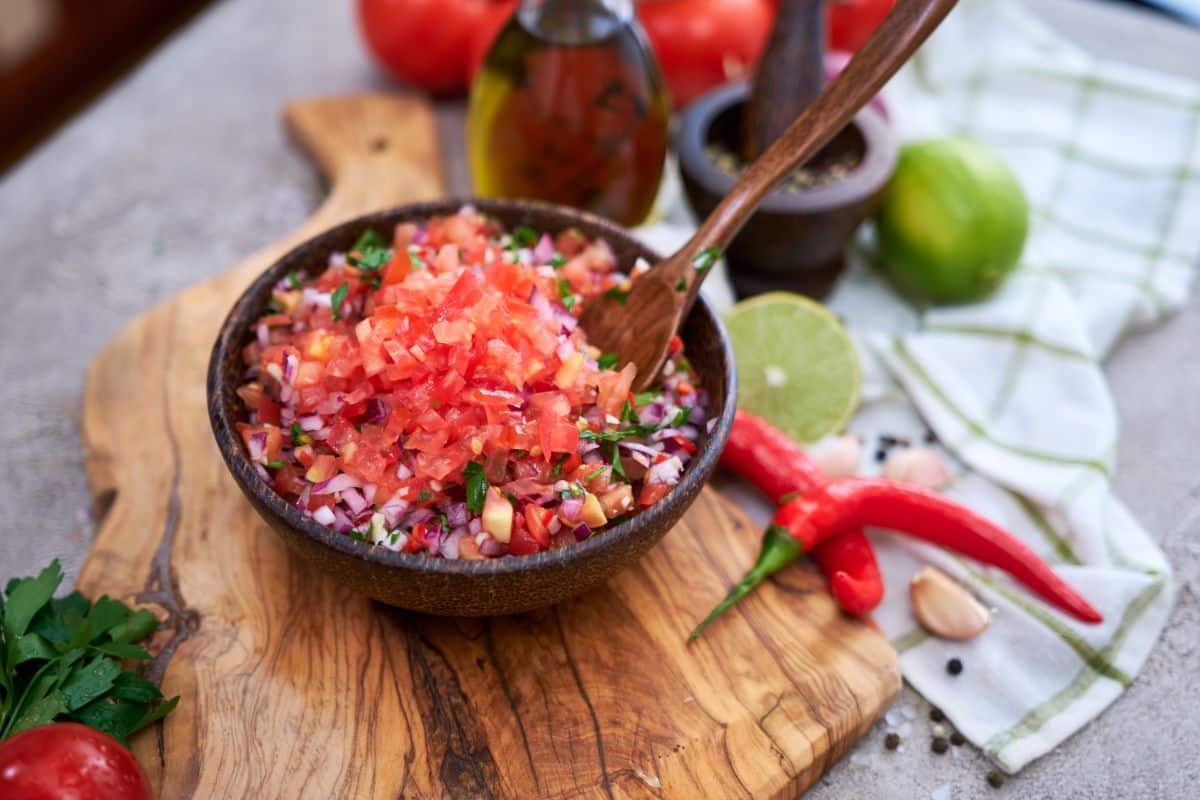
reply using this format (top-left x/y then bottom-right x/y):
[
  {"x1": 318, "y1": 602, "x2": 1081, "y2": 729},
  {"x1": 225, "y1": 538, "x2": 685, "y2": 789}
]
[
  {"x1": 808, "y1": 434, "x2": 861, "y2": 479},
  {"x1": 883, "y1": 447, "x2": 952, "y2": 489},
  {"x1": 909, "y1": 566, "x2": 991, "y2": 641}
]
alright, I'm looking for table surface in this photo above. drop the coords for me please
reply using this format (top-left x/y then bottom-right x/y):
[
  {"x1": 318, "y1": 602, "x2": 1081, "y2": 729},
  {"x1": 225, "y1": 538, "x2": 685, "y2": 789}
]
[{"x1": 1, "y1": 0, "x2": 1196, "y2": 797}]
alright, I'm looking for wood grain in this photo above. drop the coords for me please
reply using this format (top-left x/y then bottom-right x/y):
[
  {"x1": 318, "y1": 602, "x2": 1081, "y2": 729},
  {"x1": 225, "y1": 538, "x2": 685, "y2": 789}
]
[{"x1": 75, "y1": 92, "x2": 898, "y2": 799}]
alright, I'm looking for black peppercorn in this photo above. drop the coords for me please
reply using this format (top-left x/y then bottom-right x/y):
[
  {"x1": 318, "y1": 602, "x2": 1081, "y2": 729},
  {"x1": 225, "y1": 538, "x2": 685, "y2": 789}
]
[
  {"x1": 950, "y1": 731, "x2": 966, "y2": 746},
  {"x1": 884, "y1": 733, "x2": 901, "y2": 750},
  {"x1": 946, "y1": 657, "x2": 963, "y2": 675},
  {"x1": 987, "y1": 770, "x2": 1005, "y2": 788},
  {"x1": 930, "y1": 707, "x2": 945, "y2": 722},
  {"x1": 931, "y1": 737, "x2": 949, "y2": 754},
  {"x1": 875, "y1": 448, "x2": 887, "y2": 462}
]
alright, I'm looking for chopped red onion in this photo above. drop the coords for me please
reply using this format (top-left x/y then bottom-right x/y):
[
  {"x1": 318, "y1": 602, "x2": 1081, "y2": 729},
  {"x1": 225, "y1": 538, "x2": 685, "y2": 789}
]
[
  {"x1": 468, "y1": 517, "x2": 482, "y2": 535},
  {"x1": 445, "y1": 502, "x2": 469, "y2": 527},
  {"x1": 341, "y1": 488, "x2": 369, "y2": 515},
  {"x1": 380, "y1": 495, "x2": 410, "y2": 528},
  {"x1": 395, "y1": 462, "x2": 413, "y2": 480},
  {"x1": 573, "y1": 523, "x2": 591, "y2": 542},
  {"x1": 529, "y1": 288, "x2": 554, "y2": 321},
  {"x1": 312, "y1": 506, "x2": 336, "y2": 526},
  {"x1": 254, "y1": 464, "x2": 270, "y2": 481},
  {"x1": 302, "y1": 287, "x2": 331, "y2": 308},
  {"x1": 618, "y1": 440, "x2": 659, "y2": 457},
  {"x1": 555, "y1": 341, "x2": 574, "y2": 362},
  {"x1": 247, "y1": 432, "x2": 267, "y2": 462},
  {"x1": 706, "y1": 417, "x2": 718, "y2": 433},
  {"x1": 533, "y1": 233, "x2": 555, "y2": 264},
  {"x1": 297, "y1": 415, "x2": 324, "y2": 431},
  {"x1": 365, "y1": 397, "x2": 388, "y2": 424},
  {"x1": 363, "y1": 483, "x2": 377, "y2": 505},
  {"x1": 646, "y1": 457, "x2": 683, "y2": 485},
  {"x1": 313, "y1": 473, "x2": 362, "y2": 495},
  {"x1": 441, "y1": 529, "x2": 467, "y2": 559},
  {"x1": 331, "y1": 507, "x2": 353, "y2": 533},
  {"x1": 560, "y1": 497, "x2": 583, "y2": 521},
  {"x1": 256, "y1": 324, "x2": 270, "y2": 348},
  {"x1": 555, "y1": 310, "x2": 578, "y2": 332},
  {"x1": 479, "y1": 537, "x2": 504, "y2": 557},
  {"x1": 283, "y1": 352, "x2": 298, "y2": 383}
]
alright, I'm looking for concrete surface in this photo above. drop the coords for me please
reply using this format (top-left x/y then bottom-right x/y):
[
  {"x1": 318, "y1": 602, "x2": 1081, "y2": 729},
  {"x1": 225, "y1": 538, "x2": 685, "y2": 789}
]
[{"x1": 0, "y1": 0, "x2": 1195, "y2": 797}]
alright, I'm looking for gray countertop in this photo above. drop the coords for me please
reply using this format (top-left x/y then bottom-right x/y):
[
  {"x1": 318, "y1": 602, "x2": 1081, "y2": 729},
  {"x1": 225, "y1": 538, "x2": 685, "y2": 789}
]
[{"x1": 0, "y1": 0, "x2": 1196, "y2": 797}]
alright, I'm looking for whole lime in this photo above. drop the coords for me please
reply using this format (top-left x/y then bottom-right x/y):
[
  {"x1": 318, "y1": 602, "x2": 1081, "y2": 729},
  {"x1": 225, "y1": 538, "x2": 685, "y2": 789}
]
[{"x1": 874, "y1": 138, "x2": 1029, "y2": 303}]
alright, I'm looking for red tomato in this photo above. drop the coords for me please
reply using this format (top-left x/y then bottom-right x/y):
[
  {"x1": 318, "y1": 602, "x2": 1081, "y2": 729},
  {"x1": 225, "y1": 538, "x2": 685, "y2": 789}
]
[
  {"x1": 357, "y1": 0, "x2": 509, "y2": 95},
  {"x1": 466, "y1": 1, "x2": 519, "y2": 82},
  {"x1": 0, "y1": 723, "x2": 152, "y2": 800},
  {"x1": 637, "y1": 0, "x2": 774, "y2": 109},
  {"x1": 827, "y1": 0, "x2": 896, "y2": 52}
]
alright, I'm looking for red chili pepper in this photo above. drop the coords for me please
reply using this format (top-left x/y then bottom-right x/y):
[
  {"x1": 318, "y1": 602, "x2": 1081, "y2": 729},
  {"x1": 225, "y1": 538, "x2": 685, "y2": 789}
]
[
  {"x1": 774, "y1": 479, "x2": 1103, "y2": 624},
  {"x1": 719, "y1": 410, "x2": 884, "y2": 616}
]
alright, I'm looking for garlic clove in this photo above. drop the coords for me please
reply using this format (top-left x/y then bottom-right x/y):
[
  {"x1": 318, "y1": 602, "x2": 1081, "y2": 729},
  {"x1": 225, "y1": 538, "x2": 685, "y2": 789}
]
[
  {"x1": 883, "y1": 447, "x2": 952, "y2": 489},
  {"x1": 809, "y1": 434, "x2": 861, "y2": 479},
  {"x1": 909, "y1": 566, "x2": 991, "y2": 641}
]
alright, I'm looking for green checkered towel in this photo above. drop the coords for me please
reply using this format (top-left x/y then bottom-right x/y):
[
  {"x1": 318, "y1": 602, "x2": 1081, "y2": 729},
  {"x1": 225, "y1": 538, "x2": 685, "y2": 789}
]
[{"x1": 641, "y1": 0, "x2": 1192, "y2": 774}]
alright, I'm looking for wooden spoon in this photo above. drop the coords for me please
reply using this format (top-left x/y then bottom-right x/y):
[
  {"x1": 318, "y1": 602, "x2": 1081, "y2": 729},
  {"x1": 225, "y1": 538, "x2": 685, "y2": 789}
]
[{"x1": 580, "y1": 0, "x2": 957, "y2": 391}]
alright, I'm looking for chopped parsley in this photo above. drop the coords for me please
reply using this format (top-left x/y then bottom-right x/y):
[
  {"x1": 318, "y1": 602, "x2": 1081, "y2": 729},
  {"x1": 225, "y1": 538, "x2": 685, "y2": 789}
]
[
  {"x1": 671, "y1": 406, "x2": 692, "y2": 428},
  {"x1": 549, "y1": 254, "x2": 566, "y2": 268},
  {"x1": 290, "y1": 422, "x2": 306, "y2": 446},
  {"x1": 557, "y1": 277, "x2": 576, "y2": 312},
  {"x1": 620, "y1": 399, "x2": 639, "y2": 424},
  {"x1": 349, "y1": 530, "x2": 367, "y2": 541},
  {"x1": 464, "y1": 461, "x2": 488, "y2": 514},
  {"x1": 439, "y1": 514, "x2": 450, "y2": 533},
  {"x1": 351, "y1": 228, "x2": 388, "y2": 252},
  {"x1": 580, "y1": 421, "x2": 662, "y2": 443},
  {"x1": 512, "y1": 226, "x2": 539, "y2": 247},
  {"x1": 602, "y1": 286, "x2": 628, "y2": 304},
  {"x1": 610, "y1": 443, "x2": 627, "y2": 480},
  {"x1": 692, "y1": 246, "x2": 720, "y2": 272},
  {"x1": 267, "y1": 297, "x2": 285, "y2": 312},
  {"x1": 633, "y1": 391, "x2": 657, "y2": 408},
  {"x1": 560, "y1": 482, "x2": 585, "y2": 499},
  {"x1": 330, "y1": 282, "x2": 349, "y2": 322},
  {"x1": 675, "y1": 277, "x2": 687, "y2": 292},
  {"x1": 265, "y1": 460, "x2": 285, "y2": 470},
  {"x1": 550, "y1": 453, "x2": 569, "y2": 478},
  {"x1": 286, "y1": 271, "x2": 303, "y2": 289},
  {"x1": 409, "y1": 249, "x2": 427, "y2": 270},
  {"x1": 597, "y1": 352, "x2": 620, "y2": 371},
  {"x1": 418, "y1": 489, "x2": 432, "y2": 502},
  {"x1": 584, "y1": 466, "x2": 607, "y2": 482}
]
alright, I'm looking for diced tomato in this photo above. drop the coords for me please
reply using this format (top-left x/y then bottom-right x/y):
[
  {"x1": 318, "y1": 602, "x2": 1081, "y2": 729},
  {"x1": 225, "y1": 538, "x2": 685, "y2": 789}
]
[
  {"x1": 257, "y1": 397, "x2": 282, "y2": 426},
  {"x1": 508, "y1": 514, "x2": 541, "y2": 556},
  {"x1": 523, "y1": 505, "x2": 553, "y2": 547},
  {"x1": 638, "y1": 483, "x2": 670, "y2": 507}
]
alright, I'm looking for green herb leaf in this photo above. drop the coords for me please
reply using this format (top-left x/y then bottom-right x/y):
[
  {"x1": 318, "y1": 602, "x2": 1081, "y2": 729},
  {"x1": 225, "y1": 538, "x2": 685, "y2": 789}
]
[
  {"x1": 108, "y1": 609, "x2": 159, "y2": 645},
  {"x1": 72, "y1": 696, "x2": 145, "y2": 743},
  {"x1": 4, "y1": 560, "x2": 62, "y2": 643},
  {"x1": 633, "y1": 391, "x2": 657, "y2": 408},
  {"x1": 13, "y1": 633, "x2": 55, "y2": 666},
  {"x1": 84, "y1": 596, "x2": 129, "y2": 641},
  {"x1": 351, "y1": 228, "x2": 388, "y2": 253},
  {"x1": 265, "y1": 460, "x2": 285, "y2": 470},
  {"x1": 291, "y1": 422, "x2": 305, "y2": 446},
  {"x1": 418, "y1": 489, "x2": 432, "y2": 502},
  {"x1": 557, "y1": 278, "x2": 576, "y2": 312},
  {"x1": 9, "y1": 690, "x2": 68, "y2": 737},
  {"x1": 286, "y1": 271, "x2": 303, "y2": 289},
  {"x1": 549, "y1": 254, "x2": 566, "y2": 268},
  {"x1": 130, "y1": 695, "x2": 179, "y2": 736},
  {"x1": 584, "y1": 467, "x2": 606, "y2": 482},
  {"x1": 579, "y1": 422, "x2": 661, "y2": 443},
  {"x1": 602, "y1": 286, "x2": 628, "y2": 304},
  {"x1": 675, "y1": 277, "x2": 687, "y2": 292},
  {"x1": 330, "y1": 282, "x2": 349, "y2": 322},
  {"x1": 611, "y1": 443, "x2": 627, "y2": 481},
  {"x1": 465, "y1": 461, "x2": 488, "y2": 515},
  {"x1": 597, "y1": 352, "x2": 619, "y2": 371},
  {"x1": 109, "y1": 673, "x2": 163, "y2": 704},
  {"x1": 409, "y1": 249, "x2": 427, "y2": 270},
  {"x1": 671, "y1": 407, "x2": 692, "y2": 428},
  {"x1": 620, "y1": 399, "x2": 638, "y2": 424},
  {"x1": 439, "y1": 514, "x2": 450, "y2": 533},
  {"x1": 61, "y1": 655, "x2": 121, "y2": 711},
  {"x1": 91, "y1": 642, "x2": 150, "y2": 661},
  {"x1": 512, "y1": 226, "x2": 539, "y2": 247},
  {"x1": 692, "y1": 246, "x2": 720, "y2": 272}
]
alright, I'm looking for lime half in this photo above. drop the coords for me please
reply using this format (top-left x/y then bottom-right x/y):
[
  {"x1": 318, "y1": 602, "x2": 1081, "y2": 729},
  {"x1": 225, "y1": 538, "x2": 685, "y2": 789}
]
[{"x1": 724, "y1": 292, "x2": 861, "y2": 444}]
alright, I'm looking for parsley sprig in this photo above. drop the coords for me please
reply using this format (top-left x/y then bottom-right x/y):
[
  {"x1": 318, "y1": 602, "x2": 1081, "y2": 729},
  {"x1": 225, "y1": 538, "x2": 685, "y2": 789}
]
[
  {"x1": 580, "y1": 405, "x2": 692, "y2": 443},
  {"x1": 464, "y1": 462, "x2": 488, "y2": 514},
  {"x1": 0, "y1": 561, "x2": 179, "y2": 743}
]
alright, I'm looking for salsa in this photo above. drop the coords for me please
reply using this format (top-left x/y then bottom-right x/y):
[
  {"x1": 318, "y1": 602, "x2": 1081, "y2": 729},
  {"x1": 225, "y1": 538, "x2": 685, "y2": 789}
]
[{"x1": 236, "y1": 207, "x2": 708, "y2": 559}]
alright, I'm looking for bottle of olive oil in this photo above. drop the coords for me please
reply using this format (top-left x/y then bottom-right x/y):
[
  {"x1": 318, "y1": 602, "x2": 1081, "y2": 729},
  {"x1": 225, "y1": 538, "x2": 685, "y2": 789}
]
[{"x1": 467, "y1": 0, "x2": 670, "y2": 227}]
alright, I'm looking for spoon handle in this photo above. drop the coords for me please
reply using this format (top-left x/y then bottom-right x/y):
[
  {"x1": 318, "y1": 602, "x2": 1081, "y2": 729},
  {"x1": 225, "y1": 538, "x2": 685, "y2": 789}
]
[{"x1": 673, "y1": 0, "x2": 957, "y2": 290}]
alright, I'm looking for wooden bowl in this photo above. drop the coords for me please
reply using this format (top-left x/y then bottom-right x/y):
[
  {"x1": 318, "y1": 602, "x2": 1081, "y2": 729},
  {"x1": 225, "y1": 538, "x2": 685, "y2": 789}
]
[
  {"x1": 207, "y1": 199, "x2": 736, "y2": 616},
  {"x1": 678, "y1": 81, "x2": 896, "y2": 299}
]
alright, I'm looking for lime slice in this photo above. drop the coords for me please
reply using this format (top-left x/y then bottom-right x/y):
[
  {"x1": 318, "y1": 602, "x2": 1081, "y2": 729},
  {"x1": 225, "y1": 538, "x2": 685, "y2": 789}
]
[{"x1": 724, "y1": 292, "x2": 861, "y2": 444}]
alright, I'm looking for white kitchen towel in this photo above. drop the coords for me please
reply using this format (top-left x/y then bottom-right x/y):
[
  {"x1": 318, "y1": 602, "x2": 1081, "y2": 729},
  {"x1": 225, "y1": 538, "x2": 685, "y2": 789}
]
[{"x1": 639, "y1": 0, "x2": 1193, "y2": 773}]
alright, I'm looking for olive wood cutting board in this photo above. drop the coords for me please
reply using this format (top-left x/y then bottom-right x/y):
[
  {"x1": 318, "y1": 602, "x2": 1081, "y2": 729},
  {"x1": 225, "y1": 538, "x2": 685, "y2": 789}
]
[{"x1": 75, "y1": 93, "x2": 898, "y2": 799}]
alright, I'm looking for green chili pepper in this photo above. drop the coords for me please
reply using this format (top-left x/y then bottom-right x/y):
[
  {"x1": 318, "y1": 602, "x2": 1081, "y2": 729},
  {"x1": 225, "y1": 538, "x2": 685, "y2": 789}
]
[{"x1": 689, "y1": 524, "x2": 803, "y2": 640}]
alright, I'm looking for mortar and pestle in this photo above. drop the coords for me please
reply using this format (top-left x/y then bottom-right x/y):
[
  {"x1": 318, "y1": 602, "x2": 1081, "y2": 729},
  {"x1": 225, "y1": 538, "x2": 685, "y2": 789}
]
[{"x1": 677, "y1": 0, "x2": 897, "y2": 299}]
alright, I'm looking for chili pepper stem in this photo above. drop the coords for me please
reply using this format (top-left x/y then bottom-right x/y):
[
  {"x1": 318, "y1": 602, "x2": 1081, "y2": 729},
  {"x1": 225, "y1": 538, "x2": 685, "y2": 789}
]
[{"x1": 690, "y1": 525, "x2": 803, "y2": 641}]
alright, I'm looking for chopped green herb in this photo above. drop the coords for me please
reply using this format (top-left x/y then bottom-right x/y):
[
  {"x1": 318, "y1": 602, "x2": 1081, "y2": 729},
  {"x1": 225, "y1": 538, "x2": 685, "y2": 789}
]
[
  {"x1": 349, "y1": 530, "x2": 367, "y2": 541},
  {"x1": 580, "y1": 422, "x2": 662, "y2": 443},
  {"x1": 512, "y1": 226, "x2": 539, "y2": 247},
  {"x1": 559, "y1": 482, "x2": 585, "y2": 499},
  {"x1": 267, "y1": 297, "x2": 285, "y2": 312},
  {"x1": 597, "y1": 352, "x2": 620, "y2": 371},
  {"x1": 409, "y1": 249, "x2": 427, "y2": 270},
  {"x1": 557, "y1": 277, "x2": 576, "y2": 312},
  {"x1": 549, "y1": 254, "x2": 567, "y2": 268},
  {"x1": 0, "y1": 560, "x2": 178, "y2": 743},
  {"x1": 505, "y1": 492, "x2": 519, "y2": 507},
  {"x1": 351, "y1": 228, "x2": 388, "y2": 253},
  {"x1": 511, "y1": 449, "x2": 527, "y2": 460},
  {"x1": 464, "y1": 461, "x2": 488, "y2": 514},
  {"x1": 633, "y1": 391, "x2": 658, "y2": 408},
  {"x1": 347, "y1": 246, "x2": 392, "y2": 272},
  {"x1": 584, "y1": 466, "x2": 607, "y2": 482},
  {"x1": 611, "y1": 443, "x2": 628, "y2": 480},
  {"x1": 286, "y1": 271, "x2": 303, "y2": 290},
  {"x1": 418, "y1": 490, "x2": 432, "y2": 502},
  {"x1": 675, "y1": 277, "x2": 687, "y2": 292},
  {"x1": 265, "y1": 460, "x2": 285, "y2": 470},
  {"x1": 692, "y1": 246, "x2": 720, "y2": 272},
  {"x1": 291, "y1": 422, "x2": 305, "y2": 446},
  {"x1": 330, "y1": 282, "x2": 349, "y2": 322},
  {"x1": 439, "y1": 514, "x2": 450, "y2": 533},
  {"x1": 621, "y1": 399, "x2": 639, "y2": 424},
  {"x1": 671, "y1": 406, "x2": 692, "y2": 428},
  {"x1": 602, "y1": 286, "x2": 629, "y2": 304},
  {"x1": 550, "y1": 453, "x2": 569, "y2": 478},
  {"x1": 389, "y1": 531, "x2": 401, "y2": 546}
]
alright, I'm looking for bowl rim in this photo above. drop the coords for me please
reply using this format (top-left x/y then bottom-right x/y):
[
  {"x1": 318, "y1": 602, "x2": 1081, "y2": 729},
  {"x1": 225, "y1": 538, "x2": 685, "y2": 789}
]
[
  {"x1": 676, "y1": 80, "x2": 897, "y2": 215},
  {"x1": 207, "y1": 197, "x2": 737, "y2": 578}
]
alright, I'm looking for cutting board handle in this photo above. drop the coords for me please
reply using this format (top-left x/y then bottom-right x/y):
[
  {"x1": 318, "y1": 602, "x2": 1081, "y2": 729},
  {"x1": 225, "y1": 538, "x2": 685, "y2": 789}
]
[{"x1": 284, "y1": 93, "x2": 446, "y2": 225}]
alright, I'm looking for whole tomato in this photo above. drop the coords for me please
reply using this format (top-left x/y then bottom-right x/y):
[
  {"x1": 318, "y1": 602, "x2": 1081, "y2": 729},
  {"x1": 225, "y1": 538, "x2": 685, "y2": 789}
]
[
  {"x1": 637, "y1": 0, "x2": 774, "y2": 109},
  {"x1": 357, "y1": 0, "x2": 510, "y2": 95},
  {"x1": 828, "y1": 0, "x2": 896, "y2": 52},
  {"x1": 466, "y1": 1, "x2": 519, "y2": 83},
  {"x1": 0, "y1": 723, "x2": 152, "y2": 800}
]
